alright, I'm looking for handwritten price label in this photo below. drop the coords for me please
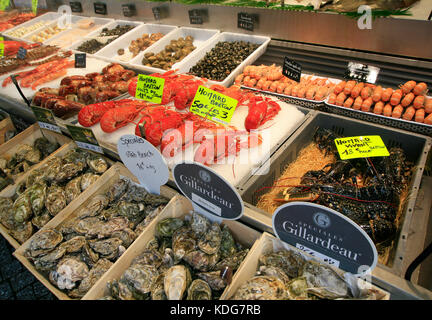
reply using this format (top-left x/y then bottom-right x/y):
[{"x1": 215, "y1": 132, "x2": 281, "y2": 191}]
[
  {"x1": 335, "y1": 135, "x2": 389, "y2": 160},
  {"x1": 190, "y1": 86, "x2": 238, "y2": 126},
  {"x1": 0, "y1": 0, "x2": 10, "y2": 11},
  {"x1": 135, "y1": 74, "x2": 165, "y2": 104},
  {"x1": 117, "y1": 134, "x2": 169, "y2": 195},
  {"x1": 283, "y1": 57, "x2": 302, "y2": 83},
  {"x1": 66, "y1": 124, "x2": 103, "y2": 154},
  {"x1": 31, "y1": 106, "x2": 62, "y2": 134},
  {"x1": 296, "y1": 243, "x2": 340, "y2": 268},
  {"x1": 32, "y1": 0, "x2": 38, "y2": 15},
  {"x1": 0, "y1": 37, "x2": 4, "y2": 58}
]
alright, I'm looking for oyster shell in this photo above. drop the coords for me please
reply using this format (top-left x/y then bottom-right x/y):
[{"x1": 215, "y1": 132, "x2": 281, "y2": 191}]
[
  {"x1": 150, "y1": 274, "x2": 167, "y2": 300},
  {"x1": 259, "y1": 250, "x2": 305, "y2": 278},
  {"x1": 10, "y1": 221, "x2": 33, "y2": 244},
  {"x1": 197, "y1": 271, "x2": 226, "y2": 291},
  {"x1": 44, "y1": 157, "x2": 63, "y2": 182},
  {"x1": 183, "y1": 250, "x2": 219, "y2": 272},
  {"x1": 164, "y1": 265, "x2": 191, "y2": 300},
  {"x1": 80, "y1": 173, "x2": 99, "y2": 191},
  {"x1": 89, "y1": 237, "x2": 123, "y2": 260},
  {"x1": 28, "y1": 182, "x2": 47, "y2": 215},
  {"x1": 55, "y1": 257, "x2": 89, "y2": 289},
  {"x1": 258, "y1": 265, "x2": 291, "y2": 285},
  {"x1": 219, "y1": 225, "x2": 237, "y2": 259},
  {"x1": 81, "y1": 243, "x2": 99, "y2": 268},
  {"x1": 65, "y1": 176, "x2": 82, "y2": 204},
  {"x1": 121, "y1": 264, "x2": 159, "y2": 296},
  {"x1": 45, "y1": 185, "x2": 67, "y2": 216},
  {"x1": 27, "y1": 228, "x2": 63, "y2": 258},
  {"x1": 187, "y1": 279, "x2": 212, "y2": 300},
  {"x1": 13, "y1": 192, "x2": 32, "y2": 223},
  {"x1": 286, "y1": 276, "x2": 311, "y2": 300},
  {"x1": 34, "y1": 246, "x2": 66, "y2": 272},
  {"x1": 172, "y1": 226, "x2": 197, "y2": 261},
  {"x1": 31, "y1": 211, "x2": 51, "y2": 229},
  {"x1": 191, "y1": 212, "x2": 210, "y2": 236},
  {"x1": 233, "y1": 276, "x2": 287, "y2": 300},
  {"x1": 59, "y1": 236, "x2": 87, "y2": 253},
  {"x1": 77, "y1": 194, "x2": 109, "y2": 218},
  {"x1": 106, "y1": 178, "x2": 129, "y2": 203},
  {"x1": 198, "y1": 222, "x2": 221, "y2": 255},
  {"x1": 0, "y1": 197, "x2": 14, "y2": 229},
  {"x1": 156, "y1": 218, "x2": 184, "y2": 238},
  {"x1": 131, "y1": 249, "x2": 163, "y2": 269},
  {"x1": 76, "y1": 258, "x2": 113, "y2": 296},
  {"x1": 214, "y1": 249, "x2": 249, "y2": 271},
  {"x1": 87, "y1": 154, "x2": 108, "y2": 174},
  {"x1": 111, "y1": 228, "x2": 137, "y2": 247}
]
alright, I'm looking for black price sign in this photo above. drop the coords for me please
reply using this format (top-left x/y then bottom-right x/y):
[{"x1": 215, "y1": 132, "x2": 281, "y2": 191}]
[
  {"x1": 173, "y1": 162, "x2": 244, "y2": 220},
  {"x1": 237, "y1": 12, "x2": 254, "y2": 32},
  {"x1": 94, "y1": 2, "x2": 107, "y2": 15},
  {"x1": 75, "y1": 53, "x2": 86, "y2": 68},
  {"x1": 31, "y1": 106, "x2": 62, "y2": 133},
  {"x1": 122, "y1": 4, "x2": 136, "y2": 17},
  {"x1": 152, "y1": 7, "x2": 161, "y2": 20},
  {"x1": 283, "y1": 57, "x2": 302, "y2": 82},
  {"x1": 189, "y1": 9, "x2": 203, "y2": 25},
  {"x1": 70, "y1": 1, "x2": 82, "y2": 13},
  {"x1": 344, "y1": 62, "x2": 380, "y2": 84},
  {"x1": 17, "y1": 47, "x2": 27, "y2": 60},
  {"x1": 272, "y1": 202, "x2": 378, "y2": 275}
]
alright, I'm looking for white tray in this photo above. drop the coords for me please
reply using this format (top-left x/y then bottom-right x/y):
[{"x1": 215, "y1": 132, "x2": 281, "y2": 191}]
[
  {"x1": 129, "y1": 26, "x2": 220, "y2": 75},
  {"x1": 94, "y1": 23, "x2": 178, "y2": 64},
  {"x1": 68, "y1": 20, "x2": 144, "y2": 56},
  {"x1": 178, "y1": 32, "x2": 271, "y2": 88},
  {"x1": 3, "y1": 12, "x2": 61, "y2": 42}
]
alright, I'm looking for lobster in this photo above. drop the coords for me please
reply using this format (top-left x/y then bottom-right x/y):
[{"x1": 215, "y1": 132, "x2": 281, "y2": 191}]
[
  {"x1": 99, "y1": 101, "x2": 150, "y2": 133},
  {"x1": 244, "y1": 97, "x2": 281, "y2": 131}
]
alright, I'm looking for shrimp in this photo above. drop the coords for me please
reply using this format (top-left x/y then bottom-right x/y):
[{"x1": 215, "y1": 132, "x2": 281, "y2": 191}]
[
  {"x1": 372, "y1": 86, "x2": 383, "y2": 102},
  {"x1": 401, "y1": 80, "x2": 416, "y2": 94},
  {"x1": 425, "y1": 97, "x2": 432, "y2": 113},
  {"x1": 383, "y1": 104, "x2": 393, "y2": 117},
  {"x1": 351, "y1": 82, "x2": 364, "y2": 98},
  {"x1": 373, "y1": 101, "x2": 384, "y2": 115},
  {"x1": 361, "y1": 97, "x2": 373, "y2": 112},
  {"x1": 333, "y1": 81, "x2": 346, "y2": 95},
  {"x1": 424, "y1": 113, "x2": 432, "y2": 125},
  {"x1": 413, "y1": 95, "x2": 425, "y2": 109},
  {"x1": 343, "y1": 97, "x2": 354, "y2": 108},
  {"x1": 402, "y1": 106, "x2": 416, "y2": 121},
  {"x1": 391, "y1": 104, "x2": 403, "y2": 118},
  {"x1": 415, "y1": 108, "x2": 425, "y2": 123},
  {"x1": 343, "y1": 80, "x2": 357, "y2": 96},
  {"x1": 353, "y1": 96, "x2": 363, "y2": 110},
  {"x1": 390, "y1": 89, "x2": 403, "y2": 106},
  {"x1": 328, "y1": 93, "x2": 337, "y2": 105},
  {"x1": 401, "y1": 92, "x2": 415, "y2": 107},
  {"x1": 335, "y1": 92, "x2": 347, "y2": 106},
  {"x1": 413, "y1": 82, "x2": 428, "y2": 96},
  {"x1": 276, "y1": 82, "x2": 287, "y2": 94},
  {"x1": 381, "y1": 88, "x2": 393, "y2": 102},
  {"x1": 361, "y1": 87, "x2": 372, "y2": 100}
]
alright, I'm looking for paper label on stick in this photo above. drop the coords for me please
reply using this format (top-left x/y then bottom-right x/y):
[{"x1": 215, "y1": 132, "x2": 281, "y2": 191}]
[
  {"x1": 66, "y1": 125, "x2": 103, "y2": 154},
  {"x1": 345, "y1": 62, "x2": 380, "y2": 84},
  {"x1": 31, "y1": 106, "x2": 61, "y2": 134},
  {"x1": 190, "y1": 86, "x2": 238, "y2": 126},
  {"x1": 135, "y1": 74, "x2": 165, "y2": 104},
  {"x1": 117, "y1": 134, "x2": 169, "y2": 195},
  {"x1": 334, "y1": 135, "x2": 389, "y2": 160}
]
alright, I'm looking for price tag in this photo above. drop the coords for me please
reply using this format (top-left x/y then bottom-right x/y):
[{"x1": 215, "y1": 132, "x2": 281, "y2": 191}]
[
  {"x1": 117, "y1": 134, "x2": 169, "y2": 195},
  {"x1": 190, "y1": 86, "x2": 238, "y2": 126},
  {"x1": 66, "y1": 124, "x2": 103, "y2": 154},
  {"x1": 32, "y1": 0, "x2": 38, "y2": 15},
  {"x1": 75, "y1": 53, "x2": 86, "y2": 68},
  {"x1": 173, "y1": 162, "x2": 244, "y2": 220},
  {"x1": 272, "y1": 202, "x2": 378, "y2": 275},
  {"x1": 70, "y1": 1, "x2": 83, "y2": 13},
  {"x1": 122, "y1": 4, "x2": 136, "y2": 17},
  {"x1": 152, "y1": 7, "x2": 161, "y2": 20},
  {"x1": 282, "y1": 57, "x2": 302, "y2": 82},
  {"x1": 334, "y1": 135, "x2": 389, "y2": 160},
  {"x1": 237, "y1": 12, "x2": 254, "y2": 31},
  {"x1": 31, "y1": 106, "x2": 62, "y2": 134},
  {"x1": 189, "y1": 9, "x2": 203, "y2": 25},
  {"x1": 0, "y1": 0, "x2": 9, "y2": 12},
  {"x1": 135, "y1": 74, "x2": 165, "y2": 104},
  {"x1": 17, "y1": 47, "x2": 27, "y2": 60},
  {"x1": 345, "y1": 62, "x2": 380, "y2": 84},
  {"x1": 0, "y1": 37, "x2": 4, "y2": 58},
  {"x1": 94, "y1": 2, "x2": 107, "y2": 15}
]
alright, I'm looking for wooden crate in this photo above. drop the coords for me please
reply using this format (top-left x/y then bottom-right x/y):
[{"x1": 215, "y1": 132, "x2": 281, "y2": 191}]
[
  {"x1": 82, "y1": 195, "x2": 262, "y2": 300},
  {"x1": 0, "y1": 123, "x2": 71, "y2": 187},
  {"x1": 0, "y1": 141, "x2": 114, "y2": 249},
  {"x1": 13, "y1": 162, "x2": 179, "y2": 300},
  {"x1": 221, "y1": 232, "x2": 390, "y2": 300},
  {"x1": 0, "y1": 112, "x2": 16, "y2": 145}
]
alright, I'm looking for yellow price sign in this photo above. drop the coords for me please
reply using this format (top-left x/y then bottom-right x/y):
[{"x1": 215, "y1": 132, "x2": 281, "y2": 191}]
[
  {"x1": 0, "y1": 37, "x2": 4, "y2": 58},
  {"x1": 135, "y1": 74, "x2": 165, "y2": 104},
  {"x1": 190, "y1": 86, "x2": 238, "y2": 125},
  {"x1": 335, "y1": 135, "x2": 389, "y2": 160}
]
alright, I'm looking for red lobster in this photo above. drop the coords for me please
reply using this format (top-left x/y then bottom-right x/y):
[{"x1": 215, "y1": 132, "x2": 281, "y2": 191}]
[
  {"x1": 244, "y1": 97, "x2": 281, "y2": 132},
  {"x1": 99, "y1": 100, "x2": 151, "y2": 133}
]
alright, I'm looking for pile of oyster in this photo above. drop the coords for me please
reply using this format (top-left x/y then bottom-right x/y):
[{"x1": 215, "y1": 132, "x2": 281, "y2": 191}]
[
  {"x1": 0, "y1": 137, "x2": 60, "y2": 192},
  {"x1": 0, "y1": 149, "x2": 109, "y2": 244},
  {"x1": 233, "y1": 250, "x2": 385, "y2": 300},
  {"x1": 100, "y1": 212, "x2": 248, "y2": 300},
  {"x1": 24, "y1": 177, "x2": 169, "y2": 299}
]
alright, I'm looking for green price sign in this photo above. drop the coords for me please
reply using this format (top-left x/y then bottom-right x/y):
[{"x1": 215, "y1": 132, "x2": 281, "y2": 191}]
[
  {"x1": 32, "y1": 0, "x2": 38, "y2": 15},
  {"x1": 190, "y1": 86, "x2": 238, "y2": 126},
  {"x1": 135, "y1": 74, "x2": 165, "y2": 104},
  {"x1": 31, "y1": 106, "x2": 61, "y2": 133},
  {"x1": 0, "y1": 0, "x2": 9, "y2": 11},
  {"x1": 334, "y1": 135, "x2": 389, "y2": 160},
  {"x1": 66, "y1": 124, "x2": 103, "y2": 154},
  {"x1": 0, "y1": 37, "x2": 4, "y2": 58}
]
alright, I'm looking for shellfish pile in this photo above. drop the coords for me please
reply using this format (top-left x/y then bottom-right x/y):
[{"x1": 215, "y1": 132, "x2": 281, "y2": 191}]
[
  {"x1": 0, "y1": 149, "x2": 110, "y2": 244},
  {"x1": 0, "y1": 137, "x2": 60, "y2": 192},
  {"x1": 24, "y1": 177, "x2": 169, "y2": 299},
  {"x1": 233, "y1": 249, "x2": 386, "y2": 300},
  {"x1": 100, "y1": 213, "x2": 249, "y2": 300}
]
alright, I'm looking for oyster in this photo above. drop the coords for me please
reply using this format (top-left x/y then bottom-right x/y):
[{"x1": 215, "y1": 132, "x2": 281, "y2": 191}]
[
  {"x1": 25, "y1": 169, "x2": 46, "y2": 189},
  {"x1": 31, "y1": 211, "x2": 52, "y2": 229},
  {"x1": 172, "y1": 226, "x2": 197, "y2": 261},
  {"x1": 33, "y1": 137, "x2": 59, "y2": 158},
  {"x1": 258, "y1": 265, "x2": 291, "y2": 285},
  {"x1": 156, "y1": 218, "x2": 184, "y2": 238},
  {"x1": 34, "y1": 246, "x2": 66, "y2": 272},
  {"x1": 108, "y1": 280, "x2": 134, "y2": 300},
  {"x1": 214, "y1": 249, "x2": 249, "y2": 271},
  {"x1": 13, "y1": 192, "x2": 32, "y2": 223},
  {"x1": 164, "y1": 265, "x2": 191, "y2": 300},
  {"x1": 78, "y1": 194, "x2": 109, "y2": 218},
  {"x1": 45, "y1": 185, "x2": 67, "y2": 216},
  {"x1": 286, "y1": 276, "x2": 312, "y2": 300},
  {"x1": 54, "y1": 161, "x2": 85, "y2": 183},
  {"x1": 135, "y1": 206, "x2": 164, "y2": 234},
  {"x1": 89, "y1": 237, "x2": 123, "y2": 260},
  {"x1": 99, "y1": 216, "x2": 130, "y2": 238},
  {"x1": 117, "y1": 201, "x2": 145, "y2": 222},
  {"x1": 15, "y1": 144, "x2": 35, "y2": 162},
  {"x1": 197, "y1": 271, "x2": 227, "y2": 291},
  {"x1": 150, "y1": 274, "x2": 167, "y2": 300},
  {"x1": 27, "y1": 228, "x2": 63, "y2": 258},
  {"x1": 301, "y1": 260, "x2": 349, "y2": 299},
  {"x1": 121, "y1": 264, "x2": 159, "y2": 296},
  {"x1": 233, "y1": 276, "x2": 287, "y2": 300},
  {"x1": 59, "y1": 236, "x2": 87, "y2": 253},
  {"x1": 65, "y1": 176, "x2": 82, "y2": 204},
  {"x1": 259, "y1": 250, "x2": 305, "y2": 278},
  {"x1": 191, "y1": 212, "x2": 210, "y2": 236},
  {"x1": 28, "y1": 183, "x2": 47, "y2": 215},
  {"x1": 183, "y1": 250, "x2": 219, "y2": 272},
  {"x1": 55, "y1": 257, "x2": 89, "y2": 289},
  {"x1": 187, "y1": 279, "x2": 212, "y2": 300},
  {"x1": 87, "y1": 154, "x2": 108, "y2": 174},
  {"x1": 198, "y1": 222, "x2": 221, "y2": 255},
  {"x1": 10, "y1": 221, "x2": 33, "y2": 244},
  {"x1": 131, "y1": 249, "x2": 163, "y2": 269},
  {"x1": 44, "y1": 157, "x2": 63, "y2": 182},
  {"x1": 81, "y1": 243, "x2": 99, "y2": 268},
  {"x1": 76, "y1": 258, "x2": 113, "y2": 296},
  {"x1": 106, "y1": 178, "x2": 129, "y2": 202},
  {"x1": 80, "y1": 173, "x2": 99, "y2": 191},
  {"x1": 111, "y1": 228, "x2": 137, "y2": 247},
  {"x1": 0, "y1": 197, "x2": 14, "y2": 228},
  {"x1": 73, "y1": 216, "x2": 101, "y2": 237},
  {"x1": 219, "y1": 225, "x2": 237, "y2": 259}
]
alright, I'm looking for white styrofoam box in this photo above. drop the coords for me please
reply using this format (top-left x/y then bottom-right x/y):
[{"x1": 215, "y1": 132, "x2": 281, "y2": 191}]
[
  {"x1": 44, "y1": 16, "x2": 114, "y2": 49},
  {"x1": 68, "y1": 20, "x2": 144, "y2": 55},
  {"x1": 177, "y1": 32, "x2": 271, "y2": 87},
  {"x1": 94, "y1": 23, "x2": 178, "y2": 64},
  {"x1": 3, "y1": 12, "x2": 61, "y2": 41},
  {"x1": 129, "y1": 27, "x2": 220, "y2": 75}
]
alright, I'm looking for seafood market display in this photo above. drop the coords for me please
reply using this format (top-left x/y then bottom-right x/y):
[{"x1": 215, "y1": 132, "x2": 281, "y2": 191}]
[
  {"x1": 32, "y1": 63, "x2": 136, "y2": 117},
  {"x1": 328, "y1": 80, "x2": 432, "y2": 125},
  {"x1": 6, "y1": 20, "x2": 51, "y2": 38},
  {"x1": 76, "y1": 24, "x2": 137, "y2": 54},
  {"x1": 235, "y1": 64, "x2": 336, "y2": 101},
  {"x1": 117, "y1": 32, "x2": 165, "y2": 62},
  {"x1": 22, "y1": 176, "x2": 169, "y2": 299},
  {"x1": 0, "y1": 12, "x2": 35, "y2": 32},
  {"x1": 0, "y1": 137, "x2": 60, "y2": 192},
  {"x1": 141, "y1": 36, "x2": 196, "y2": 70},
  {"x1": 0, "y1": 148, "x2": 111, "y2": 245},
  {"x1": 0, "y1": 41, "x2": 37, "y2": 57},
  {"x1": 257, "y1": 127, "x2": 414, "y2": 260},
  {"x1": 30, "y1": 24, "x2": 66, "y2": 43},
  {"x1": 99, "y1": 212, "x2": 249, "y2": 300},
  {"x1": 189, "y1": 41, "x2": 259, "y2": 81},
  {"x1": 47, "y1": 18, "x2": 102, "y2": 49},
  {"x1": 230, "y1": 235, "x2": 387, "y2": 300}
]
